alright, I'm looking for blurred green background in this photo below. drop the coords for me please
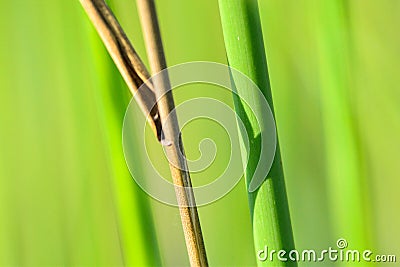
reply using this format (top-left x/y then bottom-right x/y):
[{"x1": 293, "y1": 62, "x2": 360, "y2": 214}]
[{"x1": 0, "y1": 0, "x2": 399, "y2": 266}]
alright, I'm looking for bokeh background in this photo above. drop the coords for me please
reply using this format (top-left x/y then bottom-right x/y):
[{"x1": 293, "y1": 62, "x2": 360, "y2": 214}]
[{"x1": 0, "y1": 0, "x2": 399, "y2": 266}]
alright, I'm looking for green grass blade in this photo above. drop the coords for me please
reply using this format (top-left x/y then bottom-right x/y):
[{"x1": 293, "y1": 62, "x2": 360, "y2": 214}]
[
  {"x1": 314, "y1": 0, "x2": 370, "y2": 258},
  {"x1": 218, "y1": 0, "x2": 296, "y2": 266},
  {"x1": 0, "y1": 1, "x2": 126, "y2": 264}
]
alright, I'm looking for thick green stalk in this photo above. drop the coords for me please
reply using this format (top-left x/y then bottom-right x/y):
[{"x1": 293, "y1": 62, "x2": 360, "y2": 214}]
[{"x1": 218, "y1": 1, "x2": 296, "y2": 266}]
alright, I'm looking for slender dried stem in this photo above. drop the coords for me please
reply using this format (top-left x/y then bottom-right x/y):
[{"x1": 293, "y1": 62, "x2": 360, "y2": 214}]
[
  {"x1": 80, "y1": 0, "x2": 162, "y2": 140},
  {"x1": 136, "y1": 0, "x2": 208, "y2": 266}
]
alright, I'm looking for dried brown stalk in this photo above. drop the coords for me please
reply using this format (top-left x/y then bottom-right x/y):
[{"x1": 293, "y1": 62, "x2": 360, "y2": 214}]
[
  {"x1": 136, "y1": 0, "x2": 208, "y2": 266},
  {"x1": 80, "y1": 0, "x2": 208, "y2": 266},
  {"x1": 80, "y1": 0, "x2": 162, "y2": 140}
]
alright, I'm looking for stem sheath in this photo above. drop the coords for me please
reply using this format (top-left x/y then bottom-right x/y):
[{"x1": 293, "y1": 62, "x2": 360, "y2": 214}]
[{"x1": 218, "y1": 0, "x2": 296, "y2": 266}]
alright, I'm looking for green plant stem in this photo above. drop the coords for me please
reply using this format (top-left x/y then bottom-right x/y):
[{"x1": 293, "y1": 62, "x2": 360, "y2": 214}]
[{"x1": 218, "y1": 1, "x2": 296, "y2": 266}]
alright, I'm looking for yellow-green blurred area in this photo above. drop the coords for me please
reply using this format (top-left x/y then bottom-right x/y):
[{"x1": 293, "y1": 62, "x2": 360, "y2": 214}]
[{"x1": 0, "y1": 0, "x2": 399, "y2": 266}]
